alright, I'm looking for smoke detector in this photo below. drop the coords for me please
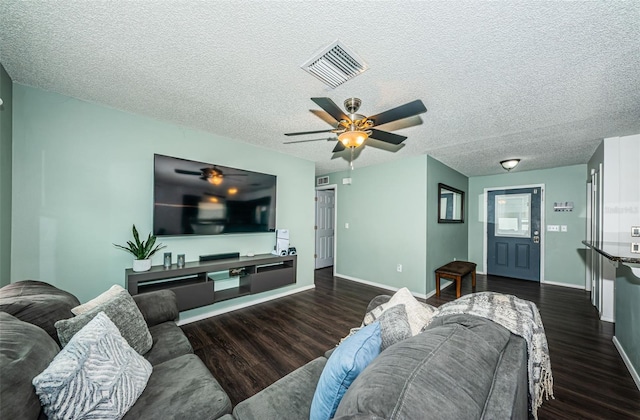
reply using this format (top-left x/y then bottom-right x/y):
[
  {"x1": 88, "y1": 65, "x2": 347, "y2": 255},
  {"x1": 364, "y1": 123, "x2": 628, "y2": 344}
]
[{"x1": 301, "y1": 40, "x2": 368, "y2": 88}]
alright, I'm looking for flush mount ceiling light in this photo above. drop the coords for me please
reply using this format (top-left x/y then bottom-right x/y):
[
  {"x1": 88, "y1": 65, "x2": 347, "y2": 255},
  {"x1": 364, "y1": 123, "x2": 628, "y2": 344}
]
[{"x1": 500, "y1": 159, "x2": 521, "y2": 171}]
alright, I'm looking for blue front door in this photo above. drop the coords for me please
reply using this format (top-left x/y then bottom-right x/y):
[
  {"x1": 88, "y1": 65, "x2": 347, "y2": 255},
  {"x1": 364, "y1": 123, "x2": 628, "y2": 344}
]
[{"x1": 487, "y1": 187, "x2": 541, "y2": 281}]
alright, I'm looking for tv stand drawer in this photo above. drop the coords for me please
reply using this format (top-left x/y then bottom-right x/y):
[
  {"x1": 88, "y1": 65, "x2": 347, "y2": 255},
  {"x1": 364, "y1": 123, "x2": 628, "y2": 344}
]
[
  {"x1": 173, "y1": 281, "x2": 214, "y2": 311},
  {"x1": 251, "y1": 267, "x2": 295, "y2": 294}
]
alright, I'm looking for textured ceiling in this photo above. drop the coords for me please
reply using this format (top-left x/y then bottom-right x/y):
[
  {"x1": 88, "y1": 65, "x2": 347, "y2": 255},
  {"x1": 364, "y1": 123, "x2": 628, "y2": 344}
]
[{"x1": 1, "y1": 1, "x2": 639, "y2": 176}]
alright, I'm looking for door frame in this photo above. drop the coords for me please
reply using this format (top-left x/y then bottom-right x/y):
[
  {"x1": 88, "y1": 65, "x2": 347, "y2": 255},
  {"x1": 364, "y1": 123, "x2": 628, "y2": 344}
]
[
  {"x1": 585, "y1": 181, "x2": 592, "y2": 291},
  {"x1": 315, "y1": 184, "x2": 338, "y2": 275},
  {"x1": 482, "y1": 183, "x2": 546, "y2": 282}
]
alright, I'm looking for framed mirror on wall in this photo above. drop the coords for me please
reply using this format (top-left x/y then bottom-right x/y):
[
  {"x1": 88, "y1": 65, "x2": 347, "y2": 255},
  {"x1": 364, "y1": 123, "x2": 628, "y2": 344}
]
[{"x1": 438, "y1": 183, "x2": 464, "y2": 223}]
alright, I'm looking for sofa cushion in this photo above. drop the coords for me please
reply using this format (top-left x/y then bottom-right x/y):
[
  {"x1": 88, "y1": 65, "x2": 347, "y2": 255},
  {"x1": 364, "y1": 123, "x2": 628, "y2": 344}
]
[
  {"x1": 71, "y1": 284, "x2": 125, "y2": 315},
  {"x1": 55, "y1": 289, "x2": 153, "y2": 354},
  {"x1": 144, "y1": 321, "x2": 194, "y2": 365},
  {"x1": 123, "y1": 353, "x2": 232, "y2": 420},
  {"x1": 310, "y1": 322, "x2": 381, "y2": 420},
  {"x1": 0, "y1": 312, "x2": 60, "y2": 420},
  {"x1": 0, "y1": 280, "x2": 81, "y2": 345},
  {"x1": 132, "y1": 289, "x2": 179, "y2": 327},
  {"x1": 334, "y1": 315, "x2": 511, "y2": 419},
  {"x1": 33, "y1": 312, "x2": 152, "y2": 420},
  {"x1": 424, "y1": 313, "x2": 511, "y2": 353},
  {"x1": 233, "y1": 357, "x2": 327, "y2": 420}
]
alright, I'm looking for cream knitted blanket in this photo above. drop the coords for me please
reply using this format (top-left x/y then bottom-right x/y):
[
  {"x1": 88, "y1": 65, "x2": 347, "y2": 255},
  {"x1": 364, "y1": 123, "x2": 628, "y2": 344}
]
[{"x1": 432, "y1": 292, "x2": 554, "y2": 419}]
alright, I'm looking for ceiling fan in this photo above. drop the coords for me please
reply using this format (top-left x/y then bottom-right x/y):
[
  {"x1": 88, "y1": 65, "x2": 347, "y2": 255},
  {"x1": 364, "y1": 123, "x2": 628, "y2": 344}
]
[
  {"x1": 175, "y1": 166, "x2": 246, "y2": 185},
  {"x1": 284, "y1": 97, "x2": 427, "y2": 156}
]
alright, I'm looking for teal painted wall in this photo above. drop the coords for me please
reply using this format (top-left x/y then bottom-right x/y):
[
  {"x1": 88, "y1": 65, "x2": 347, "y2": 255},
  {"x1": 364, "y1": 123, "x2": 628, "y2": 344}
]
[
  {"x1": 468, "y1": 164, "x2": 587, "y2": 287},
  {"x1": 327, "y1": 155, "x2": 428, "y2": 294},
  {"x1": 11, "y1": 84, "x2": 316, "y2": 314},
  {"x1": 426, "y1": 156, "x2": 468, "y2": 292},
  {"x1": 615, "y1": 264, "x2": 640, "y2": 378},
  {"x1": 0, "y1": 65, "x2": 12, "y2": 287},
  {"x1": 324, "y1": 154, "x2": 468, "y2": 296}
]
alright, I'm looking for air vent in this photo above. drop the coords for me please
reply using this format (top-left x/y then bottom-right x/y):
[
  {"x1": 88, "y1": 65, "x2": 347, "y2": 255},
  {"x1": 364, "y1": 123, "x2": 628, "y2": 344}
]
[
  {"x1": 301, "y1": 40, "x2": 368, "y2": 88},
  {"x1": 316, "y1": 176, "x2": 329, "y2": 186}
]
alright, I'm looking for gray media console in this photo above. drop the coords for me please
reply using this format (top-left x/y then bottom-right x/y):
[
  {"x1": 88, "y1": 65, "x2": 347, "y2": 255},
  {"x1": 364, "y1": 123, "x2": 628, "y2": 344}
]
[{"x1": 126, "y1": 253, "x2": 297, "y2": 311}]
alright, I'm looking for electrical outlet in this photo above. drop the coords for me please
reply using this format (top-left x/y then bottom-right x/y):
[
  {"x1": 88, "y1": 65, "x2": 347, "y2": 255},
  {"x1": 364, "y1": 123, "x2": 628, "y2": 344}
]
[
  {"x1": 345, "y1": 222, "x2": 349, "y2": 229},
  {"x1": 632, "y1": 226, "x2": 640, "y2": 237},
  {"x1": 397, "y1": 264, "x2": 402, "y2": 272},
  {"x1": 632, "y1": 243, "x2": 640, "y2": 254},
  {"x1": 547, "y1": 225, "x2": 560, "y2": 232}
]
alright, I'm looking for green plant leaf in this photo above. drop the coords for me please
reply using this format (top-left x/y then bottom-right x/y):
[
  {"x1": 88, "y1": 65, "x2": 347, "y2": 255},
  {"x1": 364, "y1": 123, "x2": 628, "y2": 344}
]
[
  {"x1": 114, "y1": 224, "x2": 165, "y2": 260},
  {"x1": 132, "y1": 225, "x2": 142, "y2": 249}
]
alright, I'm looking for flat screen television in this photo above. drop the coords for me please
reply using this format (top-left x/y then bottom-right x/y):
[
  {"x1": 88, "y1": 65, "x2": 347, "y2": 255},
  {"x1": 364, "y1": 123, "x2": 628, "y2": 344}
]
[{"x1": 153, "y1": 154, "x2": 277, "y2": 236}]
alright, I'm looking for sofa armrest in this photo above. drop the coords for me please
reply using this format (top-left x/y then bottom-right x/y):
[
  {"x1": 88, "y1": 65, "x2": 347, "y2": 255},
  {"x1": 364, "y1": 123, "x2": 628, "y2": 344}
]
[
  {"x1": 132, "y1": 290, "x2": 179, "y2": 327},
  {"x1": 232, "y1": 357, "x2": 327, "y2": 420}
]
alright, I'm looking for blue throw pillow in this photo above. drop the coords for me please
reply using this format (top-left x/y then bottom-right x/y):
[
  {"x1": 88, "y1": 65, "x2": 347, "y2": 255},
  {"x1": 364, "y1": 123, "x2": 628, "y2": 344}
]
[{"x1": 310, "y1": 322, "x2": 381, "y2": 420}]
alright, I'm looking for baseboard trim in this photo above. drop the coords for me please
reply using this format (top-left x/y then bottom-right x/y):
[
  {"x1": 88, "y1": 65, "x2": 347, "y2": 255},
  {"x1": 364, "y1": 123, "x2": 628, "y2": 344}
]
[
  {"x1": 613, "y1": 336, "x2": 640, "y2": 391},
  {"x1": 334, "y1": 273, "x2": 451, "y2": 300},
  {"x1": 177, "y1": 285, "x2": 315, "y2": 326},
  {"x1": 478, "y1": 272, "x2": 586, "y2": 290},
  {"x1": 540, "y1": 280, "x2": 586, "y2": 290}
]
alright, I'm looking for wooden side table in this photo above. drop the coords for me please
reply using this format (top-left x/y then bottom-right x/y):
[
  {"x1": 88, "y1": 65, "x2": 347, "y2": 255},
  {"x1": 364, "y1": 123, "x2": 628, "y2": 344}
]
[{"x1": 435, "y1": 261, "x2": 477, "y2": 298}]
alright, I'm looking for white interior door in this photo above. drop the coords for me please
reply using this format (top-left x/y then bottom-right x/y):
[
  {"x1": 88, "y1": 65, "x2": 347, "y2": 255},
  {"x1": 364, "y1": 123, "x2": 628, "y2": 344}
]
[{"x1": 315, "y1": 189, "x2": 335, "y2": 269}]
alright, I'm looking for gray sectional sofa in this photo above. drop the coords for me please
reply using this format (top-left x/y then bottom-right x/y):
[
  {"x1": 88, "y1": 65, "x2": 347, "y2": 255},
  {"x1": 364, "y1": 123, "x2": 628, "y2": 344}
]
[
  {"x1": 0, "y1": 280, "x2": 232, "y2": 420},
  {"x1": 1, "y1": 283, "x2": 528, "y2": 420},
  {"x1": 223, "y1": 295, "x2": 529, "y2": 420}
]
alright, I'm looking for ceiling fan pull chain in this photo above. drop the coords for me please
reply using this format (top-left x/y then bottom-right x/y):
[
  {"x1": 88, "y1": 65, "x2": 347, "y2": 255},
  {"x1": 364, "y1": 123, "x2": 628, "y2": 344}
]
[{"x1": 350, "y1": 147, "x2": 355, "y2": 172}]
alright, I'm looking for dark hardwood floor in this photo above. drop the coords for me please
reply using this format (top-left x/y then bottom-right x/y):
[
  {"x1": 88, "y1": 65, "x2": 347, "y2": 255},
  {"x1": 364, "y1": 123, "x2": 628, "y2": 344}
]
[{"x1": 181, "y1": 268, "x2": 640, "y2": 419}]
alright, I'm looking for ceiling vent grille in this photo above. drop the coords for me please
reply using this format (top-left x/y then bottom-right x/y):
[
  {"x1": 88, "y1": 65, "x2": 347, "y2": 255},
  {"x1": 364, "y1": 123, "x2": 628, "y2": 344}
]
[
  {"x1": 301, "y1": 40, "x2": 368, "y2": 88},
  {"x1": 316, "y1": 176, "x2": 329, "y2": 186}
]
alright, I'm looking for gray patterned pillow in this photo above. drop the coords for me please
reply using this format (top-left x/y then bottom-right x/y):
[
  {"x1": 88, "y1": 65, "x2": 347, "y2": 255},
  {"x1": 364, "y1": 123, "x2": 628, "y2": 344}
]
[
  {"x1": 33, "y1": 312, "x2": 152, "y2": 420},
  {"x1": 55, "y1": 289, "x2": 152, "y2": 354},
  {"x1": 376, "y1": 304, "x2": 412, "y2": 351},
  {"x1": 363, "y1": 288, "x2": 436, "y2": 335}
]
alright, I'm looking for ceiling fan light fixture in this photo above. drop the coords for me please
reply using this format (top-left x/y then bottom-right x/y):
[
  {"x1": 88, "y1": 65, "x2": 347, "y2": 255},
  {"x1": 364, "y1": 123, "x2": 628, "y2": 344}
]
[
  {"x1": 338, "y1": 130, "x2": 368, "y2": 148},
  {"x1": 500, "y1": 159, "x2": 521, "y2": 171},
  {"x1": 208, "y1": 175, "x2": 223, "y2": 185}
]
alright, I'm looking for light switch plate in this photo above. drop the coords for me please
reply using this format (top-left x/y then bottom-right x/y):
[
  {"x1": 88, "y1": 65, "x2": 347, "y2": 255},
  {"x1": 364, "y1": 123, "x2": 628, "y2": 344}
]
[
  {"x1": 547, "y1": 225, "x2": 559, "y2": 232},
  {"x1": 632, "y1": 243, "x2": 640, "y2": 254},
  {"x1": 561, "y1": 225, "x2": 567, "y2": 232},
  {"x1": 632, "y1": 226, "x2": 640, "y2": 237}
]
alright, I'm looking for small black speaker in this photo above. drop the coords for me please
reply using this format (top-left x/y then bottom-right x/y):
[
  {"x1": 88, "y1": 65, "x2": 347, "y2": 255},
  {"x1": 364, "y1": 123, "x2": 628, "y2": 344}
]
[
  {"x1": 199, "y1": 252, "x2": 240, "y2": 262},
  {"x1": 288, "y1": 247, "x2": 297, "y2": 256}
]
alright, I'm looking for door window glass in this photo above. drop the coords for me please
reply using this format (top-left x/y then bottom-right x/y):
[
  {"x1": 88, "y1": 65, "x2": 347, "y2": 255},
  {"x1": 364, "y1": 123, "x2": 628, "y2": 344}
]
[{"x1": 494, "y1": 194, "x2": 531, "y2": 237}]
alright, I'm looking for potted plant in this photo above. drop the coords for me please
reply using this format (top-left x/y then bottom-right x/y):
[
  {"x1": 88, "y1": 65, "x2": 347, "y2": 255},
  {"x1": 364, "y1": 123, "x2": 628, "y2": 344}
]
[{"x1": 114, "y1": 225, "x2": 166, "y2": 272}]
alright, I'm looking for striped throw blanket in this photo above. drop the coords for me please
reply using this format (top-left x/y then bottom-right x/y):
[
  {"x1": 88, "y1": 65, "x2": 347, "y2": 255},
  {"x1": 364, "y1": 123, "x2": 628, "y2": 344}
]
[{"x1": 431, "y1": 292, "x2": 554, "y2": 420}]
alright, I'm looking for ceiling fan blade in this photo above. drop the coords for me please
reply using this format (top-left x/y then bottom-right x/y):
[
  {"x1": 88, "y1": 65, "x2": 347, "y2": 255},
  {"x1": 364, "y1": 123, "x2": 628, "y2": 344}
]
[
  {"x1": 368, "y1": 100, "x2": 427, "y2": 127},
  {"x1": 284, "y1": 137, "x2": 335, "y2": 144},
  {"x1": 366, "y1": 138, "x2": 406, "y2": 153},
  {"x1": 284, "y1": 129, "x2": 335, "y2": 137},
  {"x1": 369, "y1": 129, "x2": 407, "y2": 145},
  {"x1": 332, "y1": 141, "x2": 346, "y2": 153},
  {"x1": 311, "y1": 97, "x2": 350, "y2": 122},
  {"x1": 310, "y1": 109, "x2": 340, "y2": 127},
  {"x1": 175, "y1": 169, "x2": 202, "y2": 176},
  {"x1": 380, "y1": 115, "x2": 423, "y2": 132}
]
